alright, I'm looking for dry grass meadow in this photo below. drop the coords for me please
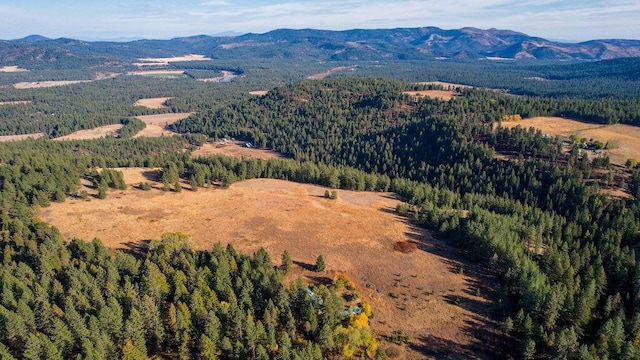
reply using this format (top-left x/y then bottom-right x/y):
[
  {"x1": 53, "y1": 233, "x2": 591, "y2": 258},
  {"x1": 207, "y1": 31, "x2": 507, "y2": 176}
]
[
  {"x1": 192, "y1": 142, "x2": 284, "y2": 160},
  {"x1": 249, "y1": 90, "x2": 268, "y2": 96},
  {"x1": 134, "y1": 97, "x2": 171, "y2": 109},
  {"x1": 40, "y1": 172, "x2": 498, "y2": 359},
  {"x1": 501, "y1": 116, "x2": 640, "y2": 165},
  {"x1": 13, "y1": 80, "x2": 92, "y2": 89},
  {"x1": 0, "y1": 65, "x2": 28, "y2": 72},
  {"x1": 53, "y1": 124, "x2": 123, "y2": 141},
  {"x1": 0, "y1": 133, "x2": 46, "y2": 142},
  {"x1": 403, "y1": 90, "x2": 459, "y2": 101},
  {"x1": 133, "y1": 113, "x2": 193, "y2": 137},
  {"x1": 133, "y1": 54, "x2": 211, "y2": 67}
]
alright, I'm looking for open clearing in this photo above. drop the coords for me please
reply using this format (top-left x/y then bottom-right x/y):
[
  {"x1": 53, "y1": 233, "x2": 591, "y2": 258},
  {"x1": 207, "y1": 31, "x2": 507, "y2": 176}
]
[
  {"x1": 134, "y1": 97, "x2": 171, "y2": 109},
  {"x1": 197, "y1": 70, "x2": 237, "y2": 83},
  {"x1": 417, "y1": 81, "x2": 473, "y2": 89},
  {"x1": 501, "y1": 116, "x2": 640, "y2": 165},
  {"x1": 192, "y1": 141, "x2": 284, "y2": 160},
  {"x1": 133, "y1": 54, "x2": 212, "y2": 66},
  {"x1": 133, "y1": 112, "x2": 194, "y2": 138},
  {"x1": 0, "y1": 133, "x2": 46, "y2": 142},
  {"x1": 403, "y1": 90, "x2": 459, "y2": 101},
  {"x1": 126, "y1": 70, "x2": 186, "y2": 77},
  {"x1": 307, "y1": 66, "x2": 356, "y2": 80},
  {"x1": 0, "y1": 100, "x2": 31, "y2": 106},
  {"x1": 53, "y1": 124, "x2": 123, "y2": 141},
  {"x1": 0, "y1": 66, "x2": 28, "y2": 72},
  {"x1": 41, "y1": 174, "x2": 497, "y2": 359},
  {"x1": 13, "y1": 80, "x2": 92, "y2": 89},
  {"x1": 249, "y1": 90, "x2": 268, "y2": 96}
]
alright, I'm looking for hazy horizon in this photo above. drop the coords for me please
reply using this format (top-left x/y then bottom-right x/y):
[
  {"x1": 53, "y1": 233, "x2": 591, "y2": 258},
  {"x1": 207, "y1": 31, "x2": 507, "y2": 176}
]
[{"x1": 2, "y1": 1, "x2": 639, "y2": 42}]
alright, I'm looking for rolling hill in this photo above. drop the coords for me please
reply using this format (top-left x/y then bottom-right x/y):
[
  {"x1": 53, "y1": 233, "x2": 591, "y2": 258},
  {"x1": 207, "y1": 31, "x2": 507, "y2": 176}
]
[{"x1": 2, "y1": 27, "x2": 640, "y2": 69}]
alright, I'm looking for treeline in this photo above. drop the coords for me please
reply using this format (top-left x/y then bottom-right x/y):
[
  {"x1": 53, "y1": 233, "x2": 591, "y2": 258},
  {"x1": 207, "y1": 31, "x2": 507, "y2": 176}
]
[
  {"x1": 0, "y1": 136, "x2": 383, "y2": 359},
  {"x1": 171, "y1": 78, "x2": 640, "y2": 359}
]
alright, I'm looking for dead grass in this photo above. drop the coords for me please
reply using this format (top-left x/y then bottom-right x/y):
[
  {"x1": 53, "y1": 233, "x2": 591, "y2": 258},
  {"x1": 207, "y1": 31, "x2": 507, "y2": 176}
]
[
  {"x1": 0, "y1": 133, "x2": 46, "y2": 142},
  {"x1": 192, "y1": 142, "x2": 284, "y2": 160},
  {"x1": 40, "y1": 175, "x2": 497, "y2": 359},
  {"x1": 403, "y1": 90, "x2": 458, "y2": 101},
  {"x1": 500, "y1": 117, "x2": 640, "y2": 165},
  {"x1": 249, "y1": 90, "x2": 268, "y2": 96},
  {"x1": 53, "y1": 124, "x2": 123, "y2": 141},
  {"x1": 13, "y1": 80, "x2": 92, "y2": 89},
  {"x1": 134, "y1": 97, "x2": 171, "y2": 109},
  {"x1": 0, "y1": 66, "x2": 28, "y2": 72}
]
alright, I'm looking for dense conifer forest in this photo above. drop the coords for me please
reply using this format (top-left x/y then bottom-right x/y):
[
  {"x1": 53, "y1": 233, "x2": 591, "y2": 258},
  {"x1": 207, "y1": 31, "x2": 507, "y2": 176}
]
[{"x1": 1, "y1": 54, "x2": 640, "y2": 359}]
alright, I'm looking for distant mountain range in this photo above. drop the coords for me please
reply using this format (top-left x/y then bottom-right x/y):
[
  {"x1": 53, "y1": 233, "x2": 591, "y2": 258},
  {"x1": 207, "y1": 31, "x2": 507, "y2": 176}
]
[{"x1": 2, "y1": 27, "x2": 640, "y2": 68}]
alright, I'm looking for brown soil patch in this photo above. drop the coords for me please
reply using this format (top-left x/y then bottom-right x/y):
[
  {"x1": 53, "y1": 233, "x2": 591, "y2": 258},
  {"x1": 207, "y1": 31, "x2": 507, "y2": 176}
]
[
  {"x1": 53, "y1": 124, "x2": 123, "y2": 141},
  {"x1": 0, "y1": 133, "x2": 46, "y2": 142},
  {"x1": 403, "y1": 90, "x2": 458, "y2": 101},
  {"x1": 0, "y1": 66, "x2": 28, "y2": 72},
  {"x1": 40, "y1": 175, "x2": 498, "y2": 359},
  {"x1": 501, "y1": 117, "x2": 640, "y2": 165},
  {"x1": 249, "y1": 90, "x2": 268, "y2": 96},
  {"x1": 192, "y1": 142, "x2": 284, "y2": 160},
  {"x1": 133, "y1": 112, "x2": 194, "y2": 138},
  {"x1": 0, "y1": 101, "x2": 31, "y2": 106},
  {"x1": 307, "y1": 66, "x2": 356, "y2": 80},
  {"x1": 134, "y1": 97, "x2": 171, "y2": 109},
  {"x1": 13, "y1": 80, "x2": 92, "y2": 89}
]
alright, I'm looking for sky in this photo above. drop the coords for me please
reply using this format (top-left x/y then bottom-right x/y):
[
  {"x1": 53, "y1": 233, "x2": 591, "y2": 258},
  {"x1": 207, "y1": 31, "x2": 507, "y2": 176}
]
[{"x1": 1, "y1": 0, "x2": 639, "y2": 42}]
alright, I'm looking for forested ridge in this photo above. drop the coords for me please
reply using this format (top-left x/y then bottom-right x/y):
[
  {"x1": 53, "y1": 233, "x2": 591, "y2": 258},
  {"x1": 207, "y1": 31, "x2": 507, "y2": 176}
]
[
  {"x1": 1, "y1": 74, "x2": 640, "y2": 358},
  {"x1": 0, "y1": 137, "x2": 383, "y2": 359},
  {"x1": 169, "y1": 78, "x2": 640, "y2": 359}
]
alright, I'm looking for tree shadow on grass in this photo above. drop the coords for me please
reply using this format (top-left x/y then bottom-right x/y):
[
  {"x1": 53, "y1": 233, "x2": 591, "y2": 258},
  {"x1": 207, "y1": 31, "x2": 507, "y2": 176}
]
[
  {"x1": 382, "y1": 207, "x2": 509, "y2": 358},
  {"x1": 121, "y1": 239, "x2": 151, "y2": 258},
  {"x1": 293, "y1": 260, "x2": 316, "y2": 271}
]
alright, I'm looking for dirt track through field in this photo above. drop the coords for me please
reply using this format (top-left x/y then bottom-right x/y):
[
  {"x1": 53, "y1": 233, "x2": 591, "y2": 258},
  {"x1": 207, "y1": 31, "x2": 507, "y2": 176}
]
[{"x1": 41, "y1": 174, "x2": 499, "y2": 359}]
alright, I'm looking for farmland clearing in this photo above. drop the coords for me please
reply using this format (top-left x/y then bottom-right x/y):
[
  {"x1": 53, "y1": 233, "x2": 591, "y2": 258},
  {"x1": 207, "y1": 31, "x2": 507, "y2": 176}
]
[
  {"x1": 126, "y1": 70, "x2": 186, "y2": 78},
  {"x1": 133, "y1": 112, "x2": 194, "y2": 137},
  {"x1": 53, "y1": 124, "x2": 123, "y2": 141},
  {"x1": 0, "y1": 65, "x2": 28, "y2": 72},
  {"x1": 41, "y1": 174, "x2": 498, "y2": 359},
  {"x1": 500, "y1": 116, "x2": 640, "y2": 165},
  {"x1": 197, "y1": 70, "x2": 237, "y2": 83},
  {"x1": 134, "y1": 97, "x2": 171, "y2": 109},
  {"x1": 13, "y1": 80, "x2": 92, "y2": 89},
  {"x1": 403, "y1": 90, "x2": 459, "y2": 101},
  {"x1": 192, "y1": 141, "x2": 284, "y2": 160},
  {"x1": 0, "y1": 133, "x2": 46, "y2": 142},
  {"x1": 133, "y1": 54, "x2": 212, "y2": 67}
]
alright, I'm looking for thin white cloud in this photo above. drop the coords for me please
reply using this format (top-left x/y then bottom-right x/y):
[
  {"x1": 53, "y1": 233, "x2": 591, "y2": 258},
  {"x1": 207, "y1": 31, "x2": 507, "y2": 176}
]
[{"x1": 0, "y1": 0, "x2": 639, "y2": 41}]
